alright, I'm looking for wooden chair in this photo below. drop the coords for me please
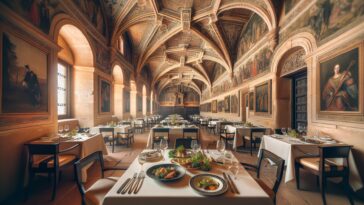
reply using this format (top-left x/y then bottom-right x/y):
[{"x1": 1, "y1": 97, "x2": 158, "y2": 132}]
[
  {"x1": 152, "y1": 128, "x2": 169, "y2": 149},
  {"x1": 99, "y1": 128, "x2": 115, "y2": 153},
  {"x1": 175, "y1": 138, "x2": 193, "y2": 149},
  {"x1": 207, "y1": 120, "x2": 216, "y2": 134},
  {"x1": 295, "y1": 145, "x2": 354, "y2": 205},
  {"x1": 116, "y1": 127, "x2": 134, "y2": 147},
  {"x1": 241, "y1": 149, "x2": 285, "y2": 205},
  {"x1": 183, "y1": 128, "x2": 199, "y2": 140},
  {"x1": 25, "y1": 142, "x2": 80, "y2": 200},
  {"x1": 134, "y1": 119, "x2": 145, "y2": 133},
  {"x1": 219, "y1": 122, "x2": 235, "y2": 149},
  {"x1": 243, "y1": 128, "x2": 266, "y2": 155},
  {"x1": 74, "y1": 151, "x2": 128, "y2": 205}
]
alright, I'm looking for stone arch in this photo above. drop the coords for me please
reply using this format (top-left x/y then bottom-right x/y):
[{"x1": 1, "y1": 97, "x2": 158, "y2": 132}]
[{"x1": 112, "y1": 64, "x2": 124, "y2": 84}]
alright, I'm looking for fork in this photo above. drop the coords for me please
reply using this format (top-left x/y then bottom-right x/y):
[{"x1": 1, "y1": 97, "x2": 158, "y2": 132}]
[
  {"x1": 133, "y1": 171, "x2": 145, "y2": 194},
  {"x1": 121, "y1": 173, "x2": 137, "y2": 194}
]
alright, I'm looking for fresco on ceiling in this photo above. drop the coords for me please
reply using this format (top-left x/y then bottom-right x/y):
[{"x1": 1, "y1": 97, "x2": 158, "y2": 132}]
[
  {"x1": 2, "y1": 0, "x2": 59, "y2": 33},
  {"x1": 237, "y1": 14, "x2": 268, "y2": 59},
  {"x1": 2, "y1": 32, "x2": 48, "y2": 113},
  {"x1": 285, "y1": 0, "x2": 300, "y2": 14},
  {"x1": 211, "y1": 64, "x2": 225, "y2": 82},
  {"x1": 281, "y1": 0, "x2": 364, "y2": 42},
  {"x1": 73, "y1": 0, "x2": 107, "y2": 36},
  {"x1": 234, "y1": 47, "x2": 273, "y2": 85}
]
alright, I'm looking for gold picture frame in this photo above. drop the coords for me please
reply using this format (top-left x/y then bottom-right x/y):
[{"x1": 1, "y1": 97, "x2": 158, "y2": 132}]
[{"x1": 254, "y1": 80, "x2": 272, "y2": 115}]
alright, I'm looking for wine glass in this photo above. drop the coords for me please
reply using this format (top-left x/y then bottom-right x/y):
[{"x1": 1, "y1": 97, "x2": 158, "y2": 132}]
[
  {"x1": 75, "y1": 126, "x2": 80, "y2": 133},
  {"x1": 191, "y1": 140, "x2": 200, "y2": 153},
  {"x1": 160, "y1": 139, "x2": 168, "y2": 156},
  {"x1": 281, "y1": 128, "x2": 287, "y2": 136},
  {"x1": 58, "y1": 125, "x2": 64, "y2": 135},
  {"x1": 229, "y1": 161, "x2": 240, "y2": 179},
  {"x1": 216, "y1": 139, "x2": 226, "y2": 156},
  {"x1": 64, "y1": 124, "x2": 70, "y2": 133}
]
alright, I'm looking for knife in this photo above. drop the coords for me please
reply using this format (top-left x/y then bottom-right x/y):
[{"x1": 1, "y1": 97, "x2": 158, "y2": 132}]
[
  {"x1": 129, "y1": 172, "x2": 143, "y2": 194},
  {"x1": 227, "y1": 174, "x2": 240, "y2": 194},
  {"x1": 117, "y1": 178, "x2": 131, "y2": 194},
  {"x1": 222, "y1": 172, "x2": 234, "y2": 194},
  {"x1": 133, "y1": 172, "x2": 145, "y2": 194},
  {"x1": 121, "y1": 173, "x2": 137, "y2": 194}
]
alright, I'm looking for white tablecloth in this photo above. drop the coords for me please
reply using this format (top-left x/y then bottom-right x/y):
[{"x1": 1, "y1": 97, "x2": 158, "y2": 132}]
[
  {"x1": 90, "y1": 125, "x2": 131, "y2": 135},
  {"x1": 146, "y1": 126, "x2": 199, "y2": 148},
  {"x1": 259, "y1": 135, "x2": 363, "y2": 191},
  {"x1": 225, "y1": 125, "x2": 267, "y2": 150},
  {"x1": 103, "y1": 149, "x2": 273, "y2": 205}
]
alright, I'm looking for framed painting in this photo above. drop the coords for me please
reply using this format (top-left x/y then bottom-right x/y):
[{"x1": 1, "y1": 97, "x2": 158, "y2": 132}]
[
  {"x1": 1, "y1": 31, "x2": 49, "y2": 115},
  {"x1": 245, "y1": 93, "x2": 249, "y2": 108},
  {"x1": 224, "y1": 96, "x2": 230, "y2": 112},
  {"x1": 317, "y1": 43, "x2": 363, "y2": 122},
  {"x1": 255, "y1": 80, "x2": 271, "y2": 115},
  {"x1": 99, "y1": 78, "x2": 111, "y2": 113},
  {"x1": 230, "y1": 93, "x2": 239, "y2": 114},
  {"x1": 249, "y1": 92, "x2": 254, "y2": 111},
  {"x1": 217, "y1": 100, "x2": 224, "y2": 112},
  {"x1": 124, "y1": 90, "x2": 130, "y2": 113},
  {"x1": 211, "y1": 100, "x2": 217, "y2": 113},
  {"x1": 137, "y1": 95, "x2": 142, "y2": 112}
]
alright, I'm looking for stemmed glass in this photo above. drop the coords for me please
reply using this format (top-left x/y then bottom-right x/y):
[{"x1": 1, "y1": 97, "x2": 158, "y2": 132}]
[
  {"x1": 58, "y1": 125, "x2": 64, "y2": 135},
  {"x1": 281, "y1": 128, "x2": 287, "y2": 136},
  {"x1": 160, "y1": 139, "x2": 168, "y2": 157},
  {"x1": 216, "y1": 139, "x2": 226, "y2": 157},
  {"x1": 191, "y1": 140, "x2": 200, "y2": 153},
  {"x1": 229, "y1": 161, "x2": 240, "y2": 179},
  {"x1": 64, "y1": 124, "x2": 70, "y2": 133}
]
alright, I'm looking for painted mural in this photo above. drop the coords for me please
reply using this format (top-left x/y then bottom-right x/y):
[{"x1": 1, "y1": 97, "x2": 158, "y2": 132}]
[
  {"x1": 73, "y1": 0, "x2": 107, "y2": 36},
  {"x1": 224, "y1": 96, "x2": 230, "y2": 113},
  {"x1": 2, "y1": 33, "x2": 48, "y2": 113},
  {"x1": 211, "y1": 100, "x2": 217, "y2": 113},
  {"x1": 237, "y1": 14, "x2": 268, "y2": 59},
  {"x1": 217, "y1": 100, "x2": 224, "y2": 112},
  {"x1": 281, "y1": 48, "x2": 306, "y2": 77},
  {"x1": 285, "y1": 0, "x2": 300, "y2": 14},
  {"x1": 230, "y1": 93, "x2": 239, "y2": 114},
  {"x1": 281, "y1": 0, "x2": 364, "y2": 42},
  {"x1": 255, "y1": 80, "x2": 271, "y2": 114},
  {"x1": 200, "y1": 103, "x2": 211, "y2": 112},
  {"x1": 2, "y1": 0, "x2": 59, "y2": 33},
  {"x1": 319, "y1": 47, "x2": 359, "y2": 112},
  {"x1": 249, "y1": 92, "x2": 254, "y2": 111},
  {"x1": 99, "y1": 79, "x2": 111, "y2": 113},
  {"x1": 234, "y1": 47, "x2": 273, "y2": 84},
  {"x1": 159, "y1": 86, "x2": 199, "y2": 106}
]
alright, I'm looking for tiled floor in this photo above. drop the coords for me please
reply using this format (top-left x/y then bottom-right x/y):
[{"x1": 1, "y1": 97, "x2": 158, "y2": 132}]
[{"x1": 4, "y1": 128, "x2": 364, "y2": 205}]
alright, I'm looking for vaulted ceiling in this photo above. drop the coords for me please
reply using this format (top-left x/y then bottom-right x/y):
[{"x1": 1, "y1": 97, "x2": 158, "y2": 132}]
[{"x1": 110, "y1": 0, "x2": 278, "y2": 95}]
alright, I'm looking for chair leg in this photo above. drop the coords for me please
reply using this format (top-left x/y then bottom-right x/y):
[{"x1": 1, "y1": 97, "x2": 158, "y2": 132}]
[
  {"x1": 294, "y1": 162, "x2": 300, "y2": 189},
  {"x1": 112, "y1": 138, "x2": 115, "y2": 153},
  {"x1": 25, "y1": 171, "x2": 34, "y2": 201},
  {"x1": 250, "y1": 141, "x2": 253, "y2": 156},
  {"x1": 52, "y1": 171, "x2": 59, "y2": 200},
  {"x1": 344, "y1": 174, "x2": 354, "y2": 205},
  {"x1": 319, "y1": 175, "x2": 327, "y2": 205}
]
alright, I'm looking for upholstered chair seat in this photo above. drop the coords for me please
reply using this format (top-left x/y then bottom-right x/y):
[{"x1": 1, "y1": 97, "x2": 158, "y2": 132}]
[
  {"x1": 298, "y1": 157, "x2": 344, "y2": 172},
  {"x1": 33, "y1": 155, "x2": 76, "y2": 168}
]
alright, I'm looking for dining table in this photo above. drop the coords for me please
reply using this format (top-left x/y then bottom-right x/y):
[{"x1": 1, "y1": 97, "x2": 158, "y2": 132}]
[
  {"x1": 225, "y1": 125, "x2": 268, "y2": 151},
  {"x1": 146, "y1": 125, "x2": 199, "y2": 149},
  {"x1": 102, "y1": 149, "x2": 273, "y2": 205},
  {"x1": 90, "y1": 125, "x2": 131, "y2": 135},
  {"x1": 258, "y1": 134, "x2": 363, "y2": 191},
  {"x1": 25, "y1": 133, "x2": 108, "y2": 183}
]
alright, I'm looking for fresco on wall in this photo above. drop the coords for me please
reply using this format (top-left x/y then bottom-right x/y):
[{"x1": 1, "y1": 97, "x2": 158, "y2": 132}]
[
  {"x1": 211, "y1": 100, "x2": 217, "y2": 113},
  {"x1": 99, "y1": 79, "x2": 111, "y2": 113},
  {"x1": 137, "y1": 95, "x2": 142, "y2": 112},
  {"x1": 281, "y1": 48, "x2": 306, "y2": 77},
  {"x1": 200, "y1": 103, "x2": 211, "y2": 112},
  {"x1": 224, "y1": 96, "x2": 230, "y2": 113},
  {"x1": 234, "y1": 47, "x2": 273, "y2": 84},
  {"x1": 73, "y1": 0, "x2": 107, "y2": 36},
  {"x1": 230, "y1": 93, "x2": 239, "y2": 114},
  {"x1": 96, "y1": 46, "x2": 110, "y2": 71},
  {"x1": 249, "y1": 92, "x2": 254, "y2": 111},
  {"x1": 124, "y1": 90, "x2": 130, "y2": 113},
  {"x1": 2, "y1": 0, "x2": 58, "y2": 33},
  {"x1": 159, "y1": 85, "x2": 200, "y2": 106},
  {"x1": 319, "y1": 47, "x2": 359, "y2": 112},
  {"x1": 217, "y1": 100, "x2": 224, "y2": 112},
  {"x1": 2, "y1": 33, "x2": 48, "y2": 113},
  {"x1": 237, "y1": 14, "x2": 268, "y2": 58},
  {"x1": 255, "y1": 81, "x2": 271, "y2": 114},
  {"x1": 281, "y1": 0, "x2": 364, "y2": 42},
  {"x1": 285, "y1": 0, "x2": 300, "y2": 14}
]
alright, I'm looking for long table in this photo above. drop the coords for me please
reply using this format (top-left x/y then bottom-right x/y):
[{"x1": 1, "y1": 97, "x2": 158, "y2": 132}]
[
  {"x1": 259, "y1": 135, "x2": 363, "y2": 191},
  {"x1": 103, "y1": 149, "x2": 273, "y2": 205},
  {"x1": 146, "y1": 125, "x2": 199, "y2": 148}
]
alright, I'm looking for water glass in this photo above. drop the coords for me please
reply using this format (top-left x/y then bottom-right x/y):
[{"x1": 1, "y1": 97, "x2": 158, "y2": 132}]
[
  {"x1": 281, "y1": 128, "x2": 287, "y2": 136},
  {"x1": 160, "y1": 139, "x2": 168, "y2": 155},
  {"x1": 229, "y1": 161, "x2": 240, "y2": 179},
  {"x1": 64, "y1": 124, "x2": 70, "y2": 133},
  {"x1": 216, "y1": 139, "x2": 226, "y2": 156},
  {"x1": 191, "y1": 140, "x2": 200, "y2": 153},
  {"x1": 58, "y1": 125, "x2": 64, "y2": 134}
]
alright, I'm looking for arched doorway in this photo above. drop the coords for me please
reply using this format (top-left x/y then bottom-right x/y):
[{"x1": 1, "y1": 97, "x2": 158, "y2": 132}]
[{"x1": 113, "y1": 65, "x2": 124, "y2": 119}]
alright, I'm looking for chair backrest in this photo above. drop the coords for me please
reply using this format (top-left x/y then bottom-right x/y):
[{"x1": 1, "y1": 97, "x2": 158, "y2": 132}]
[
  {"x1": 183, "y1": 128, "x2": 199, "y2": 139},
  {"x1": 175, "y1": 138, "x2": 192, "y2": 149},
  {"x1": 319, "y1": 145, "x2": 352, "y2": 170},
  {"x1": 122, "y1": 121, "x2": 131, "y2": 125},
  {"x1": 257, "y1": 149, "x2": 285, "y2": 195},
  {"x1": 274, "y1": 129, "x2": 283, "y2": 135},
  {"x1": 99, "y1": 127, "x2": 115, "y2": 136},
  {"x1": 74, "y1": 151, "x2": 104, "y2": 197},
  {"x1": 27, "y1": 143, "x2": 59, "y2": 155},
  {"x1": 153, "y1": 128, "x2": 169, "y2": 139}
]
